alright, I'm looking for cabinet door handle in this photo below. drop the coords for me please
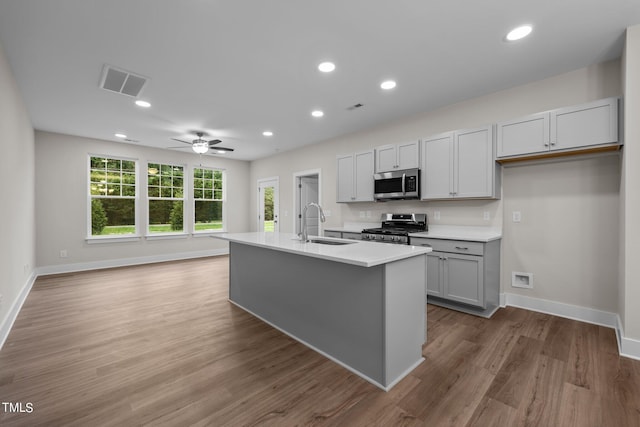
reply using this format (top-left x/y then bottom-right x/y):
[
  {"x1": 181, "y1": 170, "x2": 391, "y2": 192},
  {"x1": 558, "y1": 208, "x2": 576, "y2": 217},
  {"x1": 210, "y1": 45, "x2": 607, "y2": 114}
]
[
  {"x1": 418, "y1": 244, "x2": 432, "y2": 247},
  {"x1": 455, "y1": 246, "x2": 469, "y2": 250}
]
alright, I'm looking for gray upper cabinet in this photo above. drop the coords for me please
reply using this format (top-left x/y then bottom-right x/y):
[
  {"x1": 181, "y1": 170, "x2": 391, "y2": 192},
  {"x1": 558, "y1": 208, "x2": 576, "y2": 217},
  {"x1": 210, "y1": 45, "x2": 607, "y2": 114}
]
[
  {"x1": 336, "y1": 150, "x2": 374, "y2": 203},
  {"x1": 375, "y1": 141, "x2": 420, "y2": 173},
  {"x1": 421, "y1": 125, "x2": 499, "y2": 200},
  {"x1": 497, "y1": 97, "x2": 619, "y2": 160}
]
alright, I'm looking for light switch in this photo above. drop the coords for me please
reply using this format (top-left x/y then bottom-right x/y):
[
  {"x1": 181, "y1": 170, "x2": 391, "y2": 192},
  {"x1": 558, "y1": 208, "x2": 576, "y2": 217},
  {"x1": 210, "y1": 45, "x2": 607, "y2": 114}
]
[{"x1": 512, "y1": 211, "x2": 522, "y2": 222}]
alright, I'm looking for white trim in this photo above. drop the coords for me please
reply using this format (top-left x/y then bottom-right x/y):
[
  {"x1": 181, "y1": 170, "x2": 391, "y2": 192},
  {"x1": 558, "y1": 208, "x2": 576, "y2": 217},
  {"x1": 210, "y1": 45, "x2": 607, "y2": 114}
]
[
  {"x1": 292, "y1": 168, "x2": 322, "y2": 235},
  {"x1": 616, "y1": 315, "x2": 640, "y2": 361},
  {"x1": 145, "y1": 233, "x2": 189, "y2": 240},
  {"x1": 257, "y1": 176, "x2": 280, "y2": 232},
  {"x1": 502, "y1": 292, "x2": 617, "y2": 328},
  {"x1": 500, "y1": 293, "x2": 640, "y2": 360},
  {"x1": 0, "y1": 272, "x2": 37, "y2": 350},
  {"x1": 35, "y1": 248, "x2": 229, "y2": 276},
  {"x1": 86, "y1": 235, "x2": 142, "y2": 244}
]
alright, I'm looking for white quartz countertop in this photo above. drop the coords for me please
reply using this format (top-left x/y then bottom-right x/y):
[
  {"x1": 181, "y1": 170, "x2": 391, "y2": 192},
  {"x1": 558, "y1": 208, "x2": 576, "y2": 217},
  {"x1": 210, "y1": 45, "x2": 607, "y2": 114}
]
[
  {"x1": 214, "y1": 232, "x2": 431, "y2": 267},
  {"x1": 409, "y1": 225, "x2": 502, "y2": 242}
]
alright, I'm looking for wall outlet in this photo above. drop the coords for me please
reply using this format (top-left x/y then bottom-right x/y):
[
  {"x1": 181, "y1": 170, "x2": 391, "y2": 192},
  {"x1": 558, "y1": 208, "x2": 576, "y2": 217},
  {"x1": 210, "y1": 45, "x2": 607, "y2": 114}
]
[
  {"x1": 483, "y1": 211, "x2": 490, "y2": 221},
  {"x1": 512, "y1": 272, "x2": 533, "y2": 289},
  {"x1": 512, "y1": 211, "x2": 522, "y2": 223},
  {"x1": 366, "y1": 211, "x2": 372, "y2": 218},
  {"x1": 434, "y1": 211, "x2": 441, "y2": 220},
  {"x1": 59, "y1": 249, "x2": 68, "y2": 258},
  {"x1": 359, "y1": 211, "x2": 365, "y2": 218}
]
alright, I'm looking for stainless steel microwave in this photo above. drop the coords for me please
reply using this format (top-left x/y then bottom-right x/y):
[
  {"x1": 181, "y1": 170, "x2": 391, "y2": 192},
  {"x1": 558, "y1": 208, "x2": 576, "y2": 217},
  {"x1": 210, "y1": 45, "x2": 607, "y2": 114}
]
[{"x1": 373, "y1": 168, "x2": 420, "y2": 201}]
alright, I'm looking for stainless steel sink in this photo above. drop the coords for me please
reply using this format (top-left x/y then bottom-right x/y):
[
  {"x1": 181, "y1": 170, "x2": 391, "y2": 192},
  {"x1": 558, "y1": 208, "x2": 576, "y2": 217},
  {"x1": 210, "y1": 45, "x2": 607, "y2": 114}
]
[{"x1": 308, "y1": 238, "x2": 356, "y2": 246}]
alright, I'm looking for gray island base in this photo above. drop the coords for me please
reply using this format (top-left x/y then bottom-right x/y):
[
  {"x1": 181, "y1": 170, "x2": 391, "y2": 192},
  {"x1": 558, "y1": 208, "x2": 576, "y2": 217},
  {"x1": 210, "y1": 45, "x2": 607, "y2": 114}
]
[{"x1": 223, "y1": 235, "x2": 429, "y2": 391}]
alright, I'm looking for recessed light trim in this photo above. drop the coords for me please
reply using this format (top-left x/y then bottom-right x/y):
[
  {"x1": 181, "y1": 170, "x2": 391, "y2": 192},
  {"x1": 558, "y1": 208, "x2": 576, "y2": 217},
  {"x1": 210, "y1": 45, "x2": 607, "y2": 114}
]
[
  {"x1": 505, "y1": 25, "x2": 532, "y2": 42},
  {"x1": 380, "y1": 80, "x2": 397, "y2": 90},
  {"x1": 318, "y1": 62, "x2": 336, "y2": 73},
  {"x1": 311, "y1": 110, "x2": 324, "y2": 118},
  {"x1": 115, "y1": 133, "x2": 127, "y2": 139},
  {"x1": 263, "y1": 131, "x2": 274, "y2": 137},
  {"x1": 135, "y1": 99, "x2": 151, "y2": 108}
]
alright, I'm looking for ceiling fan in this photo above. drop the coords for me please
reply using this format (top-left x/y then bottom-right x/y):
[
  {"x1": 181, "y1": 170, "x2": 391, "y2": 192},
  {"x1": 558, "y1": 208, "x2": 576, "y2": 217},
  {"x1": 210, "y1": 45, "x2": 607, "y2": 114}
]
[{"x1": 170, "y1": 132, "x2": 235, "y2": 154}]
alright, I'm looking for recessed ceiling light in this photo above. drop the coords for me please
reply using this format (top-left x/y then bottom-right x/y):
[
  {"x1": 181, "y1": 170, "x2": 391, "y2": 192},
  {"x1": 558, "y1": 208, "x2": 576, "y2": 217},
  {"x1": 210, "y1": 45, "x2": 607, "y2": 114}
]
[
  {"x1": 311, "y1": 110, "x2": 324, "y2": 118},
  {"x1": 505, "y1": 25, "x2": 532, "y2": 41},
  {"x1": 380, "y1": 80, "x2": 397, "y2": 90},
  {"x1": 263, "y1": 131, "x2": 274, "y2": 137},
  {"x1": 115, "y1": 133, "x2": 127, "y2": 139},
  {"x1": 135, "y1": 100, "x2": 151, "y2": 108},
  {"x1": 318, "y1": 62, "x2": 336, "y2": 73}
]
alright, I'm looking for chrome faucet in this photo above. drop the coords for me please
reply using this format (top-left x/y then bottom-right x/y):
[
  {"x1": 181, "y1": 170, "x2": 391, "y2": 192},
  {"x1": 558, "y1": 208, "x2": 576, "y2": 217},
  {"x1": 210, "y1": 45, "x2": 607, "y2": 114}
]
[{"x1": 301, "y1": 202, "x2": 326, "y2": 242}]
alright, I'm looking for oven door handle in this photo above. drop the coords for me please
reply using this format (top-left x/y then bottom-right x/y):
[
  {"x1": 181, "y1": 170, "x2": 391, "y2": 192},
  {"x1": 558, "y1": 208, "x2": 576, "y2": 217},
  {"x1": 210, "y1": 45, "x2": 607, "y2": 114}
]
[{"x1": 402, "y1": 173, "x2": 406, "y2": 194}]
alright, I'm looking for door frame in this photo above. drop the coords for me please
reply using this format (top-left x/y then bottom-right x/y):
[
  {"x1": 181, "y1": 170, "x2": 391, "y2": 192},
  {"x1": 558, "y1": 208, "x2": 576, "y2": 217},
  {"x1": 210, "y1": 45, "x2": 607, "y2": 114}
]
[
  {"x1": 292, "y1": 168, "x2": 322, "y2": 235},
  {"x1": 257, "y1": 176, "x2": 279, "y2": 232}
]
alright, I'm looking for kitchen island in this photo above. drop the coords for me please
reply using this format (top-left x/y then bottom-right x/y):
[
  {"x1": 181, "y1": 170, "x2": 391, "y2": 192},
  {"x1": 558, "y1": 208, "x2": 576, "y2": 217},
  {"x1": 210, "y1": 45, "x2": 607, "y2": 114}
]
[{"x1": 214, "y1": 232, "x2": 431, "y2": 391}]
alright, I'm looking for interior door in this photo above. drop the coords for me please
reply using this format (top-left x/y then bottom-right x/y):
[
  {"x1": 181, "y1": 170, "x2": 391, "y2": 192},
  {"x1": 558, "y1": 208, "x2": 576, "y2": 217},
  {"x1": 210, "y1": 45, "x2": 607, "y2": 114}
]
[
  {"x1": 258, "y1": 178, "x2": 279, "y2": 232},
  {"x1": 299, "y1": 176, "x2": 319, "y2": 236}
]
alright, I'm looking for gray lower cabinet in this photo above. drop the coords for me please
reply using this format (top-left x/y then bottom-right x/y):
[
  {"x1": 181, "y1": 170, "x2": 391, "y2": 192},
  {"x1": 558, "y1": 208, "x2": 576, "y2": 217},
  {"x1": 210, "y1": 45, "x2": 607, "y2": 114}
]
[{"x1": 413, "y1": 237, "x2": 500, "y2": 318}]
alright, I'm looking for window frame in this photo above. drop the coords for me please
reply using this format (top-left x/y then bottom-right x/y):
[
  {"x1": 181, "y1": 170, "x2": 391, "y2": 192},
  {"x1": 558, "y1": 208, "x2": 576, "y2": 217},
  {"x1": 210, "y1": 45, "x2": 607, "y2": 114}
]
[
  {"x1": 86, "y1": 154, "x2": 140, "y2": 242},
  {"x1": 192, "y1": 166, "x2": 226, "y2": 235},
  {"x1": 146, "y1": 161, "x2": 187, "y2": 237}
]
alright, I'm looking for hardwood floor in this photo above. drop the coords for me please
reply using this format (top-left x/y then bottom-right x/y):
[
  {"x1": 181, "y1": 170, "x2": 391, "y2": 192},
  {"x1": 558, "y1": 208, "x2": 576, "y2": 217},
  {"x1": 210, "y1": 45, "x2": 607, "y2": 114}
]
[{"x1": 1, "y1": 256, "x2": 639, "y2": 426}]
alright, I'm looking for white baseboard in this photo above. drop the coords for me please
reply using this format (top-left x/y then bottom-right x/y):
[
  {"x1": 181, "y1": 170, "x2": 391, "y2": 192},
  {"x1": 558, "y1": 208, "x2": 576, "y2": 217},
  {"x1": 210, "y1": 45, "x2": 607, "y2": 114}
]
[
  {"x1": 501, "y1": 292, "x2": 640, "y2": 360},
  {"x1": 0, "y1": 272, "x2": 36, "y2": 350},
  {"x1": 35, "y1": 248, "x2": 229, "y2": 276},
  {"x1": 616, "y1": 315, "x2": 640, "y2": 361},
  {"x1": 502, "y1": 293, "x2": 618, "y2": 328}
]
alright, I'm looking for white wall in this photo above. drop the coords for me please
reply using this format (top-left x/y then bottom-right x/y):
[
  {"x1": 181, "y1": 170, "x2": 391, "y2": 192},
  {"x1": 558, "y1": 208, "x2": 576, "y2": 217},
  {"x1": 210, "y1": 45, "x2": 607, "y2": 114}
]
[
  {"x1": 35, "y1": 131, "x2": 251, "y2": 271},
  {"x1": 250, "y1": 59, "x2": 622, "y2": 315},
  {"x1": 0, "y1": 41, "x2": 35, "y2": 338},
  {"x1": 621, "y1": 25, "x2": 640, "y2": 341}
]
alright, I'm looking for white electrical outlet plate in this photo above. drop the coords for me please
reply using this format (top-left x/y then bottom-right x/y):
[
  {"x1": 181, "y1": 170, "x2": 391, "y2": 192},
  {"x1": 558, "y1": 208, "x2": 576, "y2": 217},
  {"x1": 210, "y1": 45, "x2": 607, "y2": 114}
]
[
  {"x1": 512, "y1": 211, "x2": 522, "y2": 222},
  {"x1": 483, "y1": 211, "x2": 490, "y2": 220},
  {"x1": 359, "y1": 211, "x2": 365, "y2": 218},
  {"x1": 60, "y1": 249, "x2": 68, "y2": 258},
  {"x1": 434, "y1": 211, "x2": 441, "y2": 220}
]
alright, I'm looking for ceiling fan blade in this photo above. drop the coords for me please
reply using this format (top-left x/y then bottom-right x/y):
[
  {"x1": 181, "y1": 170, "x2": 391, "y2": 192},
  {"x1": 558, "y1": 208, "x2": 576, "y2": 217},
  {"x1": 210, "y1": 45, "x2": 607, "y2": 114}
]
[
  {"x1": 167, "y1": 146, "x2": 192, "y2": 149},
  {"x1": 171, "y1": 138, "x2": 192, "y2": 145},
  {"x1": 208, "y1": 146, "x2": 235, "y2": 152},
  {"x1": 207, "y1": 139, "x2": 223, "y2": 146}
]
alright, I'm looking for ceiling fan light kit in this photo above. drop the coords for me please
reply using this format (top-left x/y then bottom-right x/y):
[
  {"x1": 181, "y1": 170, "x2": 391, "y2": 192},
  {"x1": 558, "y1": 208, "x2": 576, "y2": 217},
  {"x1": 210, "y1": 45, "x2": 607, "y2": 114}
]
[{"x1": 192, "y1": 141, "x2": 209, "y2": 154}]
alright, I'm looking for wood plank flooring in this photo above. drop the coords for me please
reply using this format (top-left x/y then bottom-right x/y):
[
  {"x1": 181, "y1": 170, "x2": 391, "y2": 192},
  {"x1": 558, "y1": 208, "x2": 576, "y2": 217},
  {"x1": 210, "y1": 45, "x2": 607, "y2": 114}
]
[{"x1": 1, "y1": 256, "x2": 639, "y2": 426}]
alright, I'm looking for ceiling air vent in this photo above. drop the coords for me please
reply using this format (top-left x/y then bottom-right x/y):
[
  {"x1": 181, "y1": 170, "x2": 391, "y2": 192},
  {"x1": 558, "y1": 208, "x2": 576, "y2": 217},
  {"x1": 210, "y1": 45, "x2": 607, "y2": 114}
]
[{"x1": 100, "y1": 65, "x2": 148, "y2": 97}]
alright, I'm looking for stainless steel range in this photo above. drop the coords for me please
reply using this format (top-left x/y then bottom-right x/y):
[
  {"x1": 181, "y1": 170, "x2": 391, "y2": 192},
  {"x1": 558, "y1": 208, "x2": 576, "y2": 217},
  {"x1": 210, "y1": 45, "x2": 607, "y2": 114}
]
[{"x1": 362, "y1": 213, "x2": 428, "y2": 244}]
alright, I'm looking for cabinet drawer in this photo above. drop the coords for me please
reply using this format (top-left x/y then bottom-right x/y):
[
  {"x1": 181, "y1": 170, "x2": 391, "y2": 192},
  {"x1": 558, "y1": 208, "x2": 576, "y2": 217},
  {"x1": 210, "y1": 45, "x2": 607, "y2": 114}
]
[{"x1": 411, "y1": 237, "x2": 484, "y2": 256}]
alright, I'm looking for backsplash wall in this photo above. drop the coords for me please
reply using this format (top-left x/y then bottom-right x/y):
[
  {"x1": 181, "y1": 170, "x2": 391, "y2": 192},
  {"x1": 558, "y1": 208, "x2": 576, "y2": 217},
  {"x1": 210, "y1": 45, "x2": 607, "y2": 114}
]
[{"x1": 340, "y1": 199, "x2": 503, "y2": 229}]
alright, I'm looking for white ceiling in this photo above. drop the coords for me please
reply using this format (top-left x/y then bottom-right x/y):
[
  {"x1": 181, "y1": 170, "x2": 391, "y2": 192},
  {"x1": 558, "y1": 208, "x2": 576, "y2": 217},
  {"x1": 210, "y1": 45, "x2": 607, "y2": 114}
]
[{"x1": 0, "y1": 0, "x2": 639, "y2": 161}]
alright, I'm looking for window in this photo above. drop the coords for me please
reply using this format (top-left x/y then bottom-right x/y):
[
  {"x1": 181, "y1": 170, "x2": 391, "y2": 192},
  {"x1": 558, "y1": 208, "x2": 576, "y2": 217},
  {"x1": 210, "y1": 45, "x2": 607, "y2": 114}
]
[
  {"x1": 193, "y1": 167, "x2": 224, "y2": 232},
  {"x1": 148, "y1": 163, "x2": 184, "y2": 234},
  {"x1": 89, "y1": 156, "x2": 137, "y2": 236}
]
